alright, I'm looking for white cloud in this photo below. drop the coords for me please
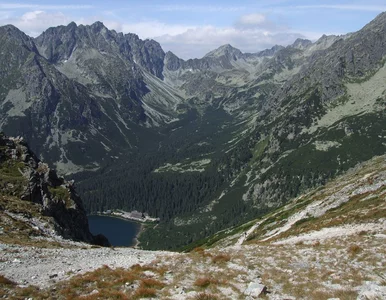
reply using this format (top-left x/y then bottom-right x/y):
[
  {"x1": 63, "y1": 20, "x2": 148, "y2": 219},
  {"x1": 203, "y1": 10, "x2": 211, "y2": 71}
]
[
  {"x1": 238, "y1": 13, "x2": 267, "y2": 25},
  {"x1": 295, "y1": 4, "x2": 386, "y2": 12},
  {"x1": 0, "y1": 3, "x2": 93, "y2": 10},
  {"x1": 234, "y1": 12, "x2": 282, "y2": 32},
  {"x1": 141, "y1": 13, "x2": 310, "y2": 59},
  {"x1": 150, "y1": 5, "x2": 246, "y2": 12},
  {"x1": 0, "y1": 10, "x2": 12, "y2": 20},
  {"x1": 91, "y1": 12, "x2": 309, "y2": 59},
  {"x1": 121, "y1": 21, "x2": 195, "y2": 39},
  {"x1": 153, "y1": 25, "x2": 306, "y2": 59},
  {"x1": 0, "y1": 10, "x2": 71, "y2": 36}
]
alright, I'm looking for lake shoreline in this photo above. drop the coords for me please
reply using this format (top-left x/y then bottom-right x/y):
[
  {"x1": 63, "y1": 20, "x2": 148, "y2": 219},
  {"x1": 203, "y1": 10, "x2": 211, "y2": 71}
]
[
  {"x1": 88, "y1": 215, "x2": 141, "y2": 247},
  {"x1": 91, "y1": 210, "x2": 159, "y2": 223},
  {"x1": 89, "y1": 213, "x2": 144, "y2": 225},
  {"x1": 133, "y1": 224, "x2": 144, "y2": 248}
]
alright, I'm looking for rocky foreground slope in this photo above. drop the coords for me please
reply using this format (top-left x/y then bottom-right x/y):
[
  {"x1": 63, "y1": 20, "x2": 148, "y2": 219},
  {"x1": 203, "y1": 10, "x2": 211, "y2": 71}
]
[{"x1": 1, "y1": 154, "x2": 385, "y2": 299}]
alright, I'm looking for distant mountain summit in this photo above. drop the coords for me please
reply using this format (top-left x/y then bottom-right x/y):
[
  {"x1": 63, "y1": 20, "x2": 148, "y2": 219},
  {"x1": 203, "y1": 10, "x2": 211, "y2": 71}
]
[
  {"x1": 290, "y1": 38, "x2": 312, "y2": 49},
  {"x1": 204, "y1": 44, "x2": 243, "y2": 59},
  {"x1": 35, "y1": 21, "x2": 165, "y2": 78}
]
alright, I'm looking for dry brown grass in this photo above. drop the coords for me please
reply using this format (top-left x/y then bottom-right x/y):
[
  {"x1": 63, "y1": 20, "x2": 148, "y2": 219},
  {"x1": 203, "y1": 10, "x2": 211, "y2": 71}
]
[
  {"x1": 348, "y1": 244, "x2": 362, "y2": 255},
  {"x1": 139, "y1": 278, "x2": 165, "y2": 289},
  {"x1": 193, "y1": 292, "x2": 219, "y2": 300},
  {"x1": 194, "y1": 277, "x2": 219, "y2": 288},
  {"x1": 0, "y1": 275, "x2": 15, "y2": 286},
  {"x1": 130, "y1": 263, "x2": 169, "y2": 277},
  {"x1": 193, "y1": 247, "x2": 206, "y2": 253},
  {"x1": 333, "y1": 288, "x2": 359, "y2": 299},
  {"x1": 133, "y1": 287, "x2": 157, "y2": 298},
  {"x1": 312, "y1": 240, "x2": 321, "y2": 247},
  {"x1": 5, "y1": 262, "x2": 164, "y2": 299},
  {"x1": 320, "y1": 270, "x2": 334, "y2": 281},
  {"x1": 56, "y1": 263, "x2": 167, "y2": 299},
  {"x1": 13, "y1": 285, "x2": 47, "y2": 299},
  {"x1": 309, "y1": 288, "x2": 357, "y2": 300},
  {"x1": 211, "y1": 253, "x2": 231, "y2": 264},
  {"x1": 58, "y1": 265, "x2": 139, "y2": 298},
  {"x1": 80, "y1": 290, "x2": 129, "y2": 299}
]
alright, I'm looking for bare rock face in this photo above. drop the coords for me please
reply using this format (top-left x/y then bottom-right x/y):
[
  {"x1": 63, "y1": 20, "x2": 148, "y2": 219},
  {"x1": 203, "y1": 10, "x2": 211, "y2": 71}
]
[
  {"x1": 0, "y1": 132, "x2": 109, "y2": 246},
  {"x1": 34, "y1": 21, "x2": 166, "y2": 79}
]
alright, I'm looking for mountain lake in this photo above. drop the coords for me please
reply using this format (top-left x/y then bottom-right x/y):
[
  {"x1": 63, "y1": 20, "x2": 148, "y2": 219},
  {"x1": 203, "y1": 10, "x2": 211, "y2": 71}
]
[{"x1": 88, "y1": 215, "x2": 141, "y2": 247}]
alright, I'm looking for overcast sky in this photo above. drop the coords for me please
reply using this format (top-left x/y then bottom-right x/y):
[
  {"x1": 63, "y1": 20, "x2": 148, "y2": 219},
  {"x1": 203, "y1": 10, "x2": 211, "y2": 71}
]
[{"x1": 0, "y1": 0, "x2": 385, "y2": 59}]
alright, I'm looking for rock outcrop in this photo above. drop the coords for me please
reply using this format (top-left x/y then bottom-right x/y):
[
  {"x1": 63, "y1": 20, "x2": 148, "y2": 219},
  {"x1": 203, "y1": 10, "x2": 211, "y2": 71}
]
[{"x1": 0, "y1": 132, "x2": 109, "y2": 246}]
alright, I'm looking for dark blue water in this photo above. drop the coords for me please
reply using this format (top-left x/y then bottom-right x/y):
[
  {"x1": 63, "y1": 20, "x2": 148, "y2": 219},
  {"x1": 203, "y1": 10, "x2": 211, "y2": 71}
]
[{"x1": 88, "y1": 215, "x2": 141, "y2": 247}]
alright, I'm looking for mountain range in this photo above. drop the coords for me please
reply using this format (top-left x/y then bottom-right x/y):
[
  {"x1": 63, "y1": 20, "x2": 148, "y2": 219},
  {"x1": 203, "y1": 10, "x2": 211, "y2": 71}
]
[{"x1": 0, "y1": 12, "x2": 386, "y2": 249}]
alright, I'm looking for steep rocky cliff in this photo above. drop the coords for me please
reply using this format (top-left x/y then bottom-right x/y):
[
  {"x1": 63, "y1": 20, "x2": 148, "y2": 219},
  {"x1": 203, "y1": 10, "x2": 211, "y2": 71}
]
[{"x1": 0, "y1": 133, "x2": 109, "y2": 246}]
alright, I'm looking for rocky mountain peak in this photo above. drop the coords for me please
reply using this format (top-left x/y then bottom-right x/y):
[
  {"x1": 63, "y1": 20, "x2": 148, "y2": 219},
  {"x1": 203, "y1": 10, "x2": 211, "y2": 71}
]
[
  {"x1": 368, "y1": 11, "x2": 386, "y2": 25},
  {"x1": 0, "y1": 24, "x2": 24, "y2": 36},
  {"x1": 164, "y1": 51, "x2": 183, "y2": 71},
  {"x1": 290, "y1": 38, "x2": 312, "y2": 49},
  {"x1": 316, "y1": 34, "x2": 336, "y2": 43},
  {"x1": 359, "y1": 11, "x2": 386, "y2": 35},
  {"x1": 0, "y1": 24, "x2": 37, "y2": 50},
  {"x1": 204, "y1": 44, "x2": 243, "y2": 59},
  {"x1": 165, "y1": 50, "x2": 178, "y2": 59},
  {"x1": 311, "y1": 34, "x2": 346, "y2": 51},
  {"x1": 90, "y1": 21, "x2": 107, "y2": 32},
  {"x1": 0, "y1": 24, "x2": 39, "y2": 71},
  {"x1": 249, "y1": 44, "x2": 285, "y2": 58},
  {"x1": 34, "y1": 21, "x2": 166, "y2": 78},
  {"x1": 66, "y1": 21, "x2": 77, "y2": 30}
]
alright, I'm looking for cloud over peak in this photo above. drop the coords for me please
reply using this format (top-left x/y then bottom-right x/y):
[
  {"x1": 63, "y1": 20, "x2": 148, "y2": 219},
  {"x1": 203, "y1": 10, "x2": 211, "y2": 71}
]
[
  {"x1": 238, "y1": 13, "x2": 266, "y2": 26},
  {"x1": 5, "y1": 10, "x2": 70, "y2": 36}
]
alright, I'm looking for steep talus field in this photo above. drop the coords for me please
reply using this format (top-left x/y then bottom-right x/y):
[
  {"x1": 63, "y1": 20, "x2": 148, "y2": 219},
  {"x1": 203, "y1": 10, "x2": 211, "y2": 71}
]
[{"x1": 0, "y1": 13, "x2": 386, "y2": 249}]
